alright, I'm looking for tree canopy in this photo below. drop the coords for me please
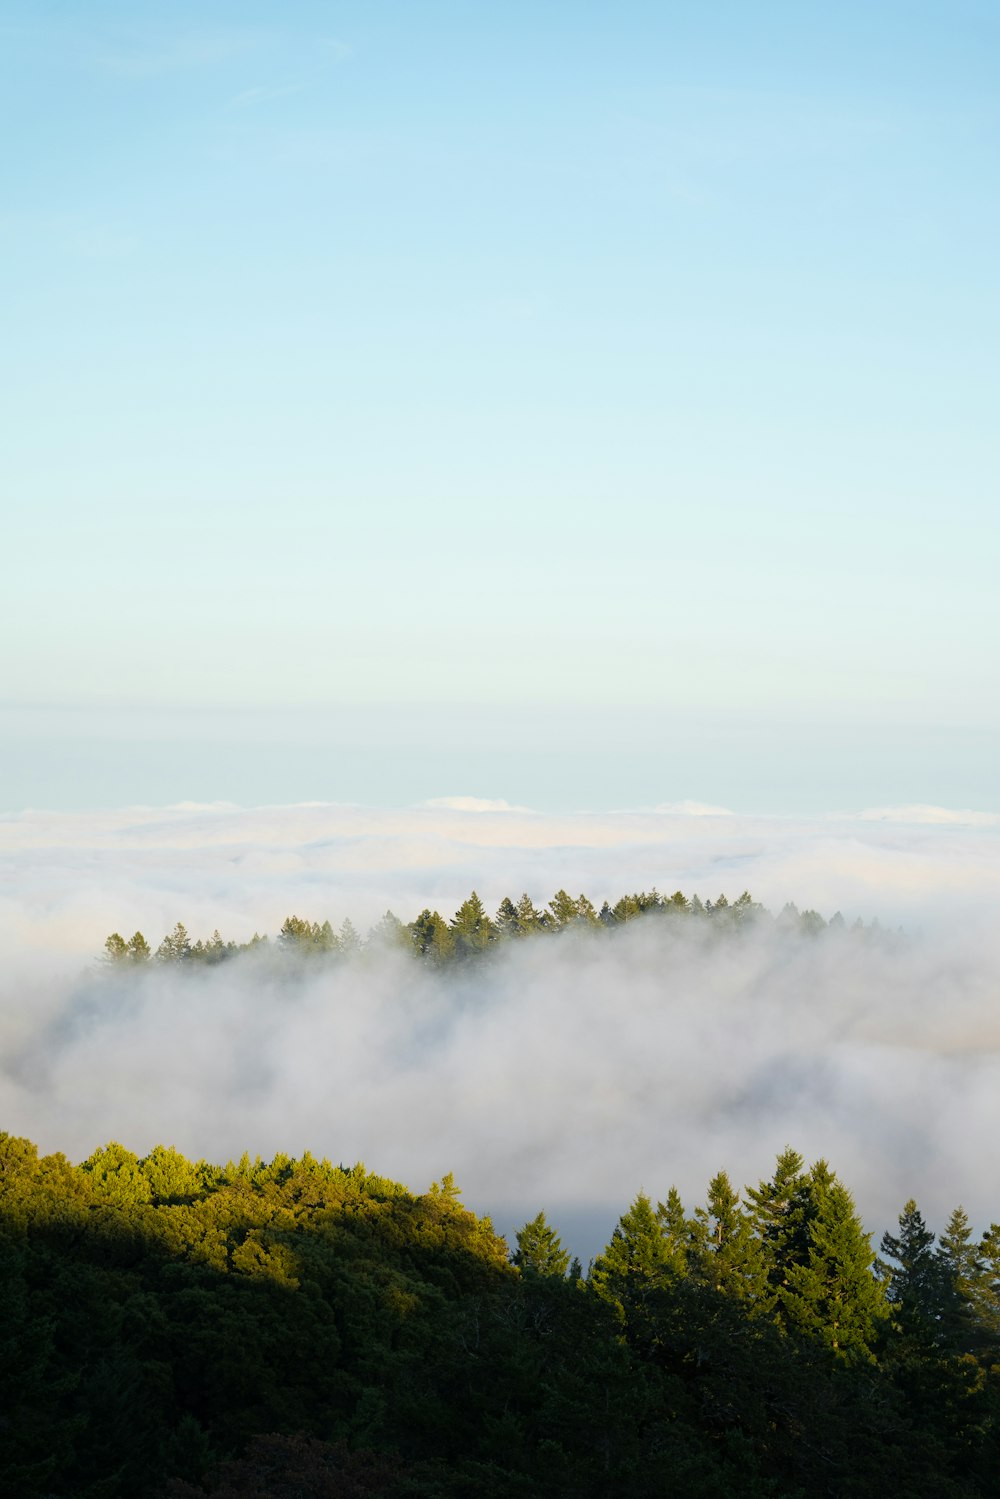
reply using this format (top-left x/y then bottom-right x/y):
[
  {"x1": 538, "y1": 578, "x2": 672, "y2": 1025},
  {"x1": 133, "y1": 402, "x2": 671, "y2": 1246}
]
[{"x1": 3, "y1": 1133, "x2": 998, "y2": 1497}]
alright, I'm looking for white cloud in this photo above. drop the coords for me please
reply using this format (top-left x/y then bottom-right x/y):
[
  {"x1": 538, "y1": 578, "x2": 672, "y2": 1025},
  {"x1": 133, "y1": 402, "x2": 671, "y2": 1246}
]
[
  {"x1": 857, "y1": 804, "x2": 1000, "y2": 827},
  {"x1": 421, "y1": 796, "x2": 530, "y2": 813},
  {"x1": 2, "y1": 800, "x2": 999, "y2": 1258},
  {"x1": 654, "y1": 799, "x2": 734, "y2": 816}
]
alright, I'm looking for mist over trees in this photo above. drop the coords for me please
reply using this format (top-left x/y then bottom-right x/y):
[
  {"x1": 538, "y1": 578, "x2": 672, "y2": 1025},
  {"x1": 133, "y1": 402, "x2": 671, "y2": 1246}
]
[
  {"x1": 3, "y1": 1131, "x2": 999, "y2": 1496},
  {"x1": 101, "y1": 887, "x2": 880, "y2": 971}
]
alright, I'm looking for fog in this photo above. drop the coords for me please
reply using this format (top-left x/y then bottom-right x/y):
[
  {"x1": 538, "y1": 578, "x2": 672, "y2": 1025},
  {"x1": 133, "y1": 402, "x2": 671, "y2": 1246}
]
[{"x1": 2, "y1": 799, "x2": 999, "y2": 1260}]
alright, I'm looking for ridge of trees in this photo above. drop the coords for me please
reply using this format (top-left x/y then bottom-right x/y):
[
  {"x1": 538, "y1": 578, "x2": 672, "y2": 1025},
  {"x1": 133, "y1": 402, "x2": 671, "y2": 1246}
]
[
  {"x1": 2, "y1": 1131, "x2": 997, "y2": 1496},
  {"x1": 103, "y1": 889, "x2": 889, "y2": 970}
]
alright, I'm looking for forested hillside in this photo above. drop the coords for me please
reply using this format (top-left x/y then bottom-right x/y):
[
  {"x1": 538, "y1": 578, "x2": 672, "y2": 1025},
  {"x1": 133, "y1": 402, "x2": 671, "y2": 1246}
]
[
  {"x1": 102, "y1": 887, "x2": 887, "y2": 969},
  {"x1": 3, "y1": 1132, "x2": 997, "y2": 1497}
]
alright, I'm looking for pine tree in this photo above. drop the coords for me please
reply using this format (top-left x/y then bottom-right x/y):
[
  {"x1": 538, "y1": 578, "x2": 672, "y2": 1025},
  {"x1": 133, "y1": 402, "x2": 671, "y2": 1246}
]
[
  {"x1": 103, "y1": 932, "x2": 128, "y2": 963},
  {"x1": 655, "y1": 1187, "x2": 692, "y2": 1276},
  {"x1": 937, "y1": 1206, "x2": 984, "y2": 1353},
  {"x1": 781, "y1": 1175, "x2": 887, "y2": 1362},
  {"x1": 514, "y1": 892, "x2": 545, "y2": 933},
  {"x1": 493, "y1": 896, "x2": 520, "y2": 938},
  {"x1": 450, "y1": 892, "x2": 494, "y2": 955},
  {"x1": 338, "y1": 918, "x2": 360, "y2": 954},
  {"x1": 512, "y1": 1212, "x2": 571, "y2": 1278},
  {"x1": 575, "y1": 894, "x2": 600, "y2": 926},
  {"x1": 156, "y1": 922, "x2": 192, "y2": 963},
  {"x1": 976, "y1": 1221, "x2": 1000, "y2": 1342},
  {"x1": 692, "y1": 1171, "x2": 770, "y2": 1306},
  {"x1": 745, "y1": 1147, "x2": 812, "y2": 1295},
  {"x1": 408, "y1": 910, "x2": 456, "y2": 964},
  {"x1": 879, "y1": 1199, "x2": 949, "y2": 1344},
  {"x1": 367, "y1": 910, "x2": 409, "y2": 951},
  {"x1": 881, "y1": 1205, "x2": 947, "y2": 1337},
  {"x1": 548, "y1": 890, "x2": 579, "y2": 929},
  {"x1": 590, "y1": 1192, "x2": 681, "y2": 1331}
]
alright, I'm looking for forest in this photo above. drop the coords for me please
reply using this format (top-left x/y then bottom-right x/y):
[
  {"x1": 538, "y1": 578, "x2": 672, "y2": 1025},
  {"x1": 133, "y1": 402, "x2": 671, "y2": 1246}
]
[
  {"x1": 3, "y1": 1130, "x2": 998, "y2": 1497},
  {"x1": 101, "y1": 886, "x2": 888, "y2": 970}
]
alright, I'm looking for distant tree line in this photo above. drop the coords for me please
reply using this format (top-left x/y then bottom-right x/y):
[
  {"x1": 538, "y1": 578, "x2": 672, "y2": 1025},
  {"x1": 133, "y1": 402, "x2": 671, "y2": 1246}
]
[
  {"x1": 1, "y1": 1133, "x2": 996, "y2": 1496},
  {"x1": 103, "y1": 889, "x2": 887, "y2": 970}
]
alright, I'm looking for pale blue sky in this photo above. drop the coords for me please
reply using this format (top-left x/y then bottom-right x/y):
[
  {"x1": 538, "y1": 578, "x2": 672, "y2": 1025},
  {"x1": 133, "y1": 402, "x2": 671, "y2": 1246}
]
[{"x1": 3, "y1": 2, "x2": 997, "y2": 810}]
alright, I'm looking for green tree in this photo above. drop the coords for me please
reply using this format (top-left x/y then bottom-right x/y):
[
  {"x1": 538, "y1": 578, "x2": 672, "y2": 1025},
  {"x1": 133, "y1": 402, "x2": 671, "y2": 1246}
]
[
  {"x1": 590, "y1": 1192, "x2": 681, "y2": 1330},
  {"x1": 450, "y1": 891, "x2": 494, "y2": 955},
  {"x1": 157, "y1": 922, "x2": 192, "y2": 963},
  {"x1": 366, "y1": 910, "x2": 409, "y2": 951},
  {"x1": 691, "y1": 1170, "x2": 769, "y2": 1304},
  {"x1": 493, "y1": 896, "x2": 520, "y2": 938},
  {"x1": 781, "y1": 1173, "x2": 887, "y2": 1362},
  {"x1": 745, "y1": 1147, "x2": 812, "y2": 1295},
  {"x1": 548, "y1": 890, "x2": 579, "y2": 929},
  {"x1": 514, "y1": 892, "x2": 546, "y2": 934},
  {"x1": 338, "y1": 918, "x2": 361, "y2": 954},
  {"x1": 937, "y1": 1205, "x2": 984, "y2": 1352},
  {"x1": 80, "y1": 1141, "x2": 152, "y2": 1208},
  {"x1": 103, "y1": 932, "x2": 128, "y2": 962},
  {"x1": 655, "y1": 1187, "x2": 692, "y2": 1276},
  {"x1": 140, "y1": 1144, "x2": 201, "y2": 1203},
  {"x1": 880, "y1": 1198, "x2": 949, "y2": 1343},
  {"x1": 512, "y1": 1212, "x2": 571, "y2": 1278},
  {"x1": 408, "y1": 909, "x2": 455, "y2": 964}
]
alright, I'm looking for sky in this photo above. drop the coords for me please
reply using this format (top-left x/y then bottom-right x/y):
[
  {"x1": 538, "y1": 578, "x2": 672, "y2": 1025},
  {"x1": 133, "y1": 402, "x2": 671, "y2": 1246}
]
[{"x1": 2, "y1": 1, "x2": 998, "y2": 813}]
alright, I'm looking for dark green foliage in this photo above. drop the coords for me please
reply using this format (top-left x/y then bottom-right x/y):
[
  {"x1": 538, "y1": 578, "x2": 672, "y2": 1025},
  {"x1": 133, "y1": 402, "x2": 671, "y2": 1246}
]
[{"x1": 4, "y1": 1136, "x2": 997, "y2": 1498}]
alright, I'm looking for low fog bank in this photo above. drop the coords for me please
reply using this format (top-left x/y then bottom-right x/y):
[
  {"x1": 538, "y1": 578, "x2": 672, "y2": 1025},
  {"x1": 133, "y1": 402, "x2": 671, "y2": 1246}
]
[
  {"x1": 3, "y1": 911, "x2": 999, "y2": 1262},
  {"x1": 3, "y1": 799, "x2": 1000, "y2": 965}
]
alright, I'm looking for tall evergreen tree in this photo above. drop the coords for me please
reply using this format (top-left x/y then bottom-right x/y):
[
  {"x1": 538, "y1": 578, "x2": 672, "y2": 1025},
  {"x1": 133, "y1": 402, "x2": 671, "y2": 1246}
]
[
  {"x1": 512, "y1": 1212, "x2": 571, "y2": 1278},
  {"x1": 590, "y1": 1192, "x2": 680, "y2": 1333},
  {"x1": 515, "y1": 892, "x2": 546, "y2": 933},
  {"x1": 692, "y1": 1171, "x2": 769, "y2": 1305},
  {"x1": 879, "y1": 1198, "x2": 949, "y2": 1344},
  {"x1": 156, "y1": 922, "x2": 192, "y2": 962},
  {"x1": 450, "y1": 892, "x2": 494, "y2": 955},
  {"x1": 408, "y1": 909, "x2": 456, "y2": 964},
  {"x1": 548, "y1": 890, "x2": 579, "y2": 929},
  {"x1": 745, "y1": 1147, "x2": 812, "y2": 1295},
  {"x1": 938, "y1": 1206, "x2": 984, "y2": 1353},
  {"x1": 655, "y1": 1187, "x2": 692, "y2": 1277},
  {"x1": 781, "y1": 1175, "x2": 887, "y2": 1362}
]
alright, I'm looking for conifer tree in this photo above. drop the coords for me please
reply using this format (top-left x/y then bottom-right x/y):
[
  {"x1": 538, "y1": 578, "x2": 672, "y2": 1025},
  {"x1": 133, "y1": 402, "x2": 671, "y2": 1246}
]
[
  {"x1": 781, "y1": 1174, "x2": 887, "y2": 1362},
  {"x1": 338, "y1": 918, "x2": 360, "y2": 954},
  {"x1": 512, "y1": 1212, "x2": 571, "y2": 1278},
  {"x1": 103, "y1": 932, "x2": 128, "y2": 962},
  {"x1": 590, "y1": 1192, "x2": 680, "y2": 1330},
  {"x1": 692, "y1": 1171, "x2": 770, "y2": 1305},
  {"x1": 976, "y1": 1221, "x2": 1000, "y2": 1341},
  {"x1": 367, "y1": 910, "x2": 409, "y2": 950},
  {"x1": 655, "y1": 1187, "x2": 692, "y2": 1276},
  {"x1": 127, "y1": 931, "x2": 151, "y2": 962},
  {"x1": 408, "y1": 910, "x2": 456, "y2": 963},
  {"x1": 514, "y1": 892, "x2": 545, "y2": 933},
  {"x1": 494, "y1": 896, "x2": 520, "y2": 938},
  {"x1": 575, "y1": 894, "x2": 600, "y2": 926},
  {"x1": 548, "y1": 890, "x2": 579, "y2": 929},
  {"x1": 745, "y1": 1147, "x2": 812, "y2": 1294},
  {"x1": 937, "y1": 1206, "x2": 984, "y2": 1352},
  {"x1": 879, "y1": 1199, "x2": 949, "y2": 1344},
  {"x1": 450, "y1": 892, "x2": 494, "y2": 954},
  {"x1": 156, "y1": 922, "x2": 192, "y2": 963}
]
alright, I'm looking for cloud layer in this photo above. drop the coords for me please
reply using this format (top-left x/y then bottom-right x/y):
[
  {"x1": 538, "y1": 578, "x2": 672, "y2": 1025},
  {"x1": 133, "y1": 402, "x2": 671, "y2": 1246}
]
[{"x1": 2, "y1": 800, "x2": 999, "y2": 1257}]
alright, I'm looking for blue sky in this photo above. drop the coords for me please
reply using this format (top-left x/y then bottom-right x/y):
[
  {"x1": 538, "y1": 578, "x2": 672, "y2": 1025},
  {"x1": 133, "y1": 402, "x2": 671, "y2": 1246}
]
[{"x1": 3, "y1": 1, "x2": 998, "y2": 811}]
